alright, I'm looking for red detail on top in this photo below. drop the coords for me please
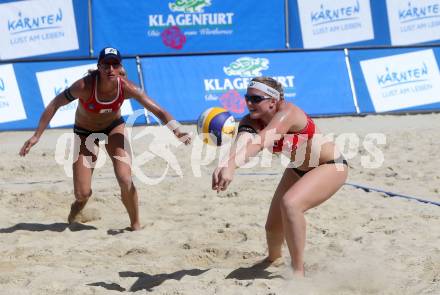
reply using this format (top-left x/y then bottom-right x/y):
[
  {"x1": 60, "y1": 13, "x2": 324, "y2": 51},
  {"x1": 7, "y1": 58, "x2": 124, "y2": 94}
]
[
  {"x1": 272, "y1": 115, "x2": 316, "y2": 153},
  {"x1": 81, "y1": 76, "x2": 125, "y2": 114},
  {"x1": 219, "y1": 89, "x2": 246, "y2": 114}
]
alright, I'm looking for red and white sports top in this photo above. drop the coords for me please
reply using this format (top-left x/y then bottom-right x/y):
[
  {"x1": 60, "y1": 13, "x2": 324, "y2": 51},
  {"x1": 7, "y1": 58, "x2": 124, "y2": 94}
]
[
  {"x1": 81, "y1": 76, "x2": 125, "y2": 114},
  {"x1": 272, "y1": 114, "x2": 315, "y2": 153}
]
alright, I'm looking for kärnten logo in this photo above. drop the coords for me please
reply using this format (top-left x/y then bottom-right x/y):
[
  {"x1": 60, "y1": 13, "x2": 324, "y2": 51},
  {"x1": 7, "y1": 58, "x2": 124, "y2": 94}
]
[
  {"x1": 223, "y1": 57, "x2": 269, "y2": 77},
  {"x1": 8, "y1": 9, "x2": 63, "y2": 34},
  {"x1": 310, "y1": 1, "x2": 361, "y2": 25},
  {"x1": 398, "y1": 1, "x2": 440, "y2": 23},
  {"x1": 376, "y1": 63, "x2": 429, "y2": 88},
  {"x1": 169, "y1": 0, "x2": 212, "y2": 13}
]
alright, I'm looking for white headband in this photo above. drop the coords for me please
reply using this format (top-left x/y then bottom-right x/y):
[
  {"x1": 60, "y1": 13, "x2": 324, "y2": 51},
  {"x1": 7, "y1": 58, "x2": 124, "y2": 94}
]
[{"x1": 247, "y1": 81, "x2": 280, "y2": 100}]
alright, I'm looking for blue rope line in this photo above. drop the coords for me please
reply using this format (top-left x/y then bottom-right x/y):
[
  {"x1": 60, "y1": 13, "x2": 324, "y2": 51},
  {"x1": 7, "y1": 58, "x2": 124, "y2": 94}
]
[
  {"x1": 345, "y1": 182, "x2": 440, "y2": 207},
  {"x1": 236, "y1": 172, "x2": 280, "y2": 176},
  {"x1": 235, "y1": 173, "x2": 440, "y2": 207}
]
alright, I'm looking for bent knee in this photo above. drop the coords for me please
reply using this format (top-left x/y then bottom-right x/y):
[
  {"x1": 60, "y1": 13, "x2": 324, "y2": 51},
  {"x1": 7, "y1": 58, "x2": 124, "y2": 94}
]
[
  {"x1": 74, "y1": 189, "x2": 92, "y2": 202},
  {"x1": 116, "y1": 175, "x2": 134, "y2": 190},
  {"x1": 281, "y1": 197, "x2": 305, "y2": 215}
]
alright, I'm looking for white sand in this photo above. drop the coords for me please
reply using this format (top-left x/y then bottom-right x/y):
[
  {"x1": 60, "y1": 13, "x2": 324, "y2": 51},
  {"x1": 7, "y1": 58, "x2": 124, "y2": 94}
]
[{"x1": 0, "y1": 114, "x2": 439, "y2": 294}]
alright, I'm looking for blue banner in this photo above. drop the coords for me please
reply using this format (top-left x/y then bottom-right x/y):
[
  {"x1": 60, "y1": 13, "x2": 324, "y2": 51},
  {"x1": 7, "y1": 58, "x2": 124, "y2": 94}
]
[
  {"x1": 0, "y1": 58, "x2": 144, "y2": 131},
  {"x1": 140, "y1": 51, "x2": 356, "y2": 123},
  {"x1": 349, "y1": 47, "x2": 440, "y2": 113},
  {"x1": 385, "y1": 0, "x2": 440, "y2": 46},
  {"x1": 0, "y1": 0, "x2": 90, "y2": 61},
  {"x1": 92, "y1": 0, "x2": 285, "y2": 55},
  {"x1": 288, "y1": 0, "x2": 390, "y2": 49}
]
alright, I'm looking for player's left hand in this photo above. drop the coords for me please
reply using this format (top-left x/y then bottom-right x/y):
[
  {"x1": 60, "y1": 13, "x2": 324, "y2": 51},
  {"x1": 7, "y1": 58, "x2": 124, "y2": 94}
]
[
  {"x1": 174, "y1": 130, "x2": 192, "y2": 145},
  {"x1": 212, "y1": 166, "x2": 235, "y2": 193}
]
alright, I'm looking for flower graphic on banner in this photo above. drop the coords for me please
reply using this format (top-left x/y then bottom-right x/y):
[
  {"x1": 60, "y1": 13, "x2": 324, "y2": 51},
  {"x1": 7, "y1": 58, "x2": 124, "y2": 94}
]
[
  {"x1": 223, "y1": 57, "x2": 269, "y2": 77},
  {"x1": 161, "y1": 26, "x2": 186, "y2": 49},
  {"x1": 219, "y1": 89, "x2": 246, "y2": 114},
  {"x1": 169, "y1": 0, "x2": 212, "y2": 13}
]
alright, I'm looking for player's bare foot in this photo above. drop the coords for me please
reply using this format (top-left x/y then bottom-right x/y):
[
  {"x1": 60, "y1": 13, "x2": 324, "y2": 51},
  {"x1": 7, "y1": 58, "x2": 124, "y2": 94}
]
[
  {"x1": 262, "y1": 256, "x2": 285, "y2": 267},
  {"x1": 130, "y1": 222, "x2": 141, "y2": 231},
  {"x1": 291, "y1": 263, "x2": 305, "y2": 278},
  {"x1": 67, "y1": 200, "x2": 88, "y2": 224}
]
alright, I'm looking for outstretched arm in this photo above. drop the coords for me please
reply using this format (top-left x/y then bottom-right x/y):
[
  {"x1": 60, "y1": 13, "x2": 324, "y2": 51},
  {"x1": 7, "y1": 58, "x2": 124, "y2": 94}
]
[
  {"x1": 124, "y1": 79, "x2": 191, "y2": 145},
  {"x1": 212, "y1": 127, "x2": 255, "y2": 192},
  {"x1": 213, "y1": 106, "x2": 301, "y2": 192},
  {"x1": 19, "y1": 80, "x2": 83, "y2": 156},
  {"x1": 227, "y1": 108, "x2": 297, "y2": 169}
]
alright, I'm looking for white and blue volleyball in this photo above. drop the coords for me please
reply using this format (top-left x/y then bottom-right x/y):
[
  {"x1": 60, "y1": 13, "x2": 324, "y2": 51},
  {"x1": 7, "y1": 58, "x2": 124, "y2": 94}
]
[{"x1": 197, "y1": 107, "x2": 236, "y2": 146}]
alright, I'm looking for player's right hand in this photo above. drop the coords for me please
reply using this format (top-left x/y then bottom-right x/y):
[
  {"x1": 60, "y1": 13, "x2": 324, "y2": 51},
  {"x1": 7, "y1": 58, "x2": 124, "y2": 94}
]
[{"x1": 19, "y1": 135, "x2": 39, "y2": 157}]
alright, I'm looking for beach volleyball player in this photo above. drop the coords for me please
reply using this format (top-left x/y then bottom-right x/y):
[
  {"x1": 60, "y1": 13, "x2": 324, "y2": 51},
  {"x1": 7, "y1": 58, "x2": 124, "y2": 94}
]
[
  {"x1": 19, "y1": 47, "x2": 191, "y2": 231},
  {"x1": 212, "y1": 77, "x2": 348, "y2": 277}
]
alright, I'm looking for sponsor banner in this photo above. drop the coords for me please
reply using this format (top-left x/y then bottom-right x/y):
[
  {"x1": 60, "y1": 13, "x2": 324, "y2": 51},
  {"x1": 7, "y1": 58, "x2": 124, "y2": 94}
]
[
  {"x1": 0, "y1": 0, "x2": 80, "y2": 60},
  {"x1": 92, "y1": 0, "x2": 285, "y2": 54},
  {"x1": 295, "y1": 0, "x2": 375, "y2": 48},
  {"x1": 350, "y1": 47, "x2": 440, "y2": 113},
  {"x1": 386, "y1": 0, "x2": 440, "y2": 45},
  {"x1": 140, "y1": 51, "x2": 356, "y2": 122},
  {"x1": 36, "y1": 64, "x2": 134, "y2": 128},
  {"x1": 0, "y1": 64, "x2": 27, "y2": 124},
  {"x1": 359, "y1": 49, "x2": 440, "y2": 112}
]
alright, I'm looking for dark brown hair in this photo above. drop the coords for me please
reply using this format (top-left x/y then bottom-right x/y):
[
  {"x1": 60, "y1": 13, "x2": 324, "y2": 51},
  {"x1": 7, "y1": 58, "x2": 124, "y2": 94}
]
[{"x1": 87, "y1": 69, "x2": 99, "y2": 77}]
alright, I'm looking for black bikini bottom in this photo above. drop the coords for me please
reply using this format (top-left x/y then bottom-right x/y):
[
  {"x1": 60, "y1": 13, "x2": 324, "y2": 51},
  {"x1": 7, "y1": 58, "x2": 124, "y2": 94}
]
[
  {"x1": 291, "y1": 155, "x2": 348, "y2": 177},
  {"x1": 73, "y1": 117, "x2": 125, "y2": 138}
]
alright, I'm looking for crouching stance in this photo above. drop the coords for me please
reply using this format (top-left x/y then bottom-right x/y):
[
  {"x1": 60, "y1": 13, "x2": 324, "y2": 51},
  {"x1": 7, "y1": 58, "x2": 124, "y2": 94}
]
[
  {"x1": 20, "y1": 47, "x2": 190, "y2": 230},
  {"x1": 212, "y1": 77, "x2": 348, "y2": 276}
]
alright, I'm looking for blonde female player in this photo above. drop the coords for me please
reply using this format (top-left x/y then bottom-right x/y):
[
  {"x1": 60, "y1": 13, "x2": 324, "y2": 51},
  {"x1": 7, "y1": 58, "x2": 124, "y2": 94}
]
[
  {"x1": 212, "y1": 77, "x2": 348, "y2": 277},
  {"x1": 20, "y1": 47, "x2": 190, "y2": 231}
]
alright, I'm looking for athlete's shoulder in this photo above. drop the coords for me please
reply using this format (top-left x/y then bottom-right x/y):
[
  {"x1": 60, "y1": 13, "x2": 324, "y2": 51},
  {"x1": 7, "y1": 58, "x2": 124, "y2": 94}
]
[
  {"x1": 279, "y1": 100, "x2": 296, "y2": 112},
  {"x1": 120, "y1": 76, "x2": 134, "y2": 87},
  {"x1": 278, "y1": 101, "x2": 310, "y2": 131},
  {"x1": 278, "y1": 101, "x2": 304, "y2": 118},
  {"x1": 120, "y1": 77, "x2": 142, "y2": 94},
  {"x1": 69, "y1": 75, "x2": 92, "y2": 99}
]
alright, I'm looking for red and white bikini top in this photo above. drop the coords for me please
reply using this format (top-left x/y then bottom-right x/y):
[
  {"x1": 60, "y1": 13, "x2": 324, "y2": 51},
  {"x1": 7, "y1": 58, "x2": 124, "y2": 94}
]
[
  {"x1": 80, "y1": 76, "x2": 125, "y2": 114},
  {"x1": 272, "y1": 114, "x2": 316, "y2": 153}
]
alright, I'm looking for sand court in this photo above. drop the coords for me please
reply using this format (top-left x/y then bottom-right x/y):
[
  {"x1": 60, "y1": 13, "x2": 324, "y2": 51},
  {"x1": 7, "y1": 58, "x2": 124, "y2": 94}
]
[{"x1": 0, "y1": 114, "x2": 439, "y2": 294}]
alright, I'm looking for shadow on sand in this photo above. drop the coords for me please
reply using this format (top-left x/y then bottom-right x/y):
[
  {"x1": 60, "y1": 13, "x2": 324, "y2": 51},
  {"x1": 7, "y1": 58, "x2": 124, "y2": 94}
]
[
  {"x1": 107, "y1": 227, "x2": 133, "y2": 236},
  {"x1": 226, "y1": 260, "x2": 283, "y2": 280},
  {"x1": 88, "y1": 269, "x2": 209, "y2": 292},
  {"x1": 0, "y1": 222, "x2": 97, "y2": 233}
]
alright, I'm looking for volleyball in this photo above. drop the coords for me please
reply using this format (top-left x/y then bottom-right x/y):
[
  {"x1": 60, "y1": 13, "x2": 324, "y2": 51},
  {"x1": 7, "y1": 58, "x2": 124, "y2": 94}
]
[{"x1": 197, "y1": 107, "x2": 236, "y2": 146}]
